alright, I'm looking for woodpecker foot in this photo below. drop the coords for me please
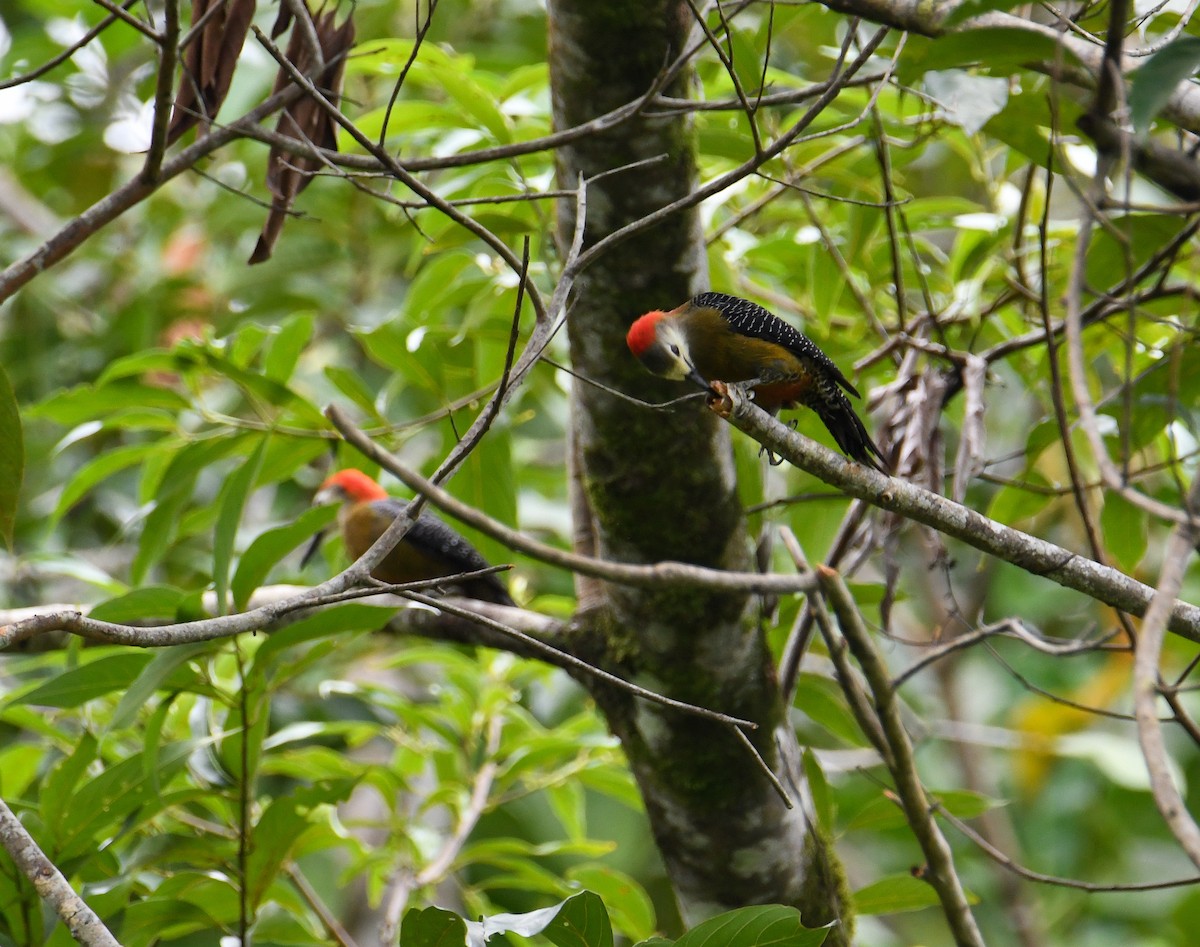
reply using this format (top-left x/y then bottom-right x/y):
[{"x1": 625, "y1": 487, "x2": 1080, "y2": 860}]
[
  {"x1": 760, "y1": 418, "x2": 798, "y2": 463},
  {"x1": 757, "y1": 445, "x2": 787, "y2": 466}
]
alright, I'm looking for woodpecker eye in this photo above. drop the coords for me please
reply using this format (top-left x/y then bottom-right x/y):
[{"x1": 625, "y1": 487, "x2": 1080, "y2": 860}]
[{"x1": 669, "y1": 344, "x2": 681, "y2": 357}]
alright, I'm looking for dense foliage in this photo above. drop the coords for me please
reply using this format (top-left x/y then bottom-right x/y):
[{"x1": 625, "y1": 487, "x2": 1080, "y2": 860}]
[{"x1": 4, "y1": 1, "x2": 1200, "y2": 945}]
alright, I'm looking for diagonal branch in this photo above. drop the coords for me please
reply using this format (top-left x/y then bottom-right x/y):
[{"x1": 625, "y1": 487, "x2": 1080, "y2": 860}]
[
  {"x1": 0, "y1": 799, "x2": 120, "y2": 947},
  {"x1": 819, "y1": 566, "x2": 984, "y2": 947},
  {"x1": 0, "y1": 81, "x2": 311, "y2": 302},
  {"x1": 1133, "y1": 473, "x2": 1200, "y2": 867},
  {"x1": 327, "y1": 404, "x2": 818, "y2": 597},
  {"x1": 713, "y1": 385, "x2": 1200, "y2": 642}
]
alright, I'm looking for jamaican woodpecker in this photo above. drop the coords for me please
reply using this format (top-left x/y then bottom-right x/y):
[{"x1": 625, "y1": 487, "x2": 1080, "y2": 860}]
[
  {"x1": 313, "y1": 469, "x2": 515, "y2": 606},
  {"x1": 626, "y1": 291, "x2": 886, "y2": 471}
]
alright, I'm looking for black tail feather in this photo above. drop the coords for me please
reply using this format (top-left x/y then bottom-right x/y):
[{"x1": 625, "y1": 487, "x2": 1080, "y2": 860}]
[{"x1": 814, "y1": 398, "x2": 888, "y2": 474}]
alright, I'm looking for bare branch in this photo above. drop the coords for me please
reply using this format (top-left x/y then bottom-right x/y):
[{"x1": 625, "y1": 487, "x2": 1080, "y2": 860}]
[
  {"x1": 327, "y1": 404, "x2": 818, "y2": 596},
  {"x1": 941, "y1": 804, "x2": 1200, "y2": 892},
  {"x1": 1134, "y1": 473, "x2": 1200, "y2": 867},
  {"x1": 0, "y1": 1, "x2": 142, "y2": 91},
  {"x1": 570, "y1": 26, "x2": 891, "y2": 275},
  {"x1": 819, "y1": 566, "x2": 984, "y2": 946},
  {"x1": 141, "y1": 0, "x2": 180, "y2": 182},
  {"x1": 713, "y1": 385, "x2": 1200, "y2": 642},
  {"x1": 0, "y1": 799, "x2": 120, "y2": 947},
  {"x1": 399, "y1": 589, "x2": 757, "y2": 731},
  {"x1": 0, "y1": 80, "x2": 311, "y2": 303}
]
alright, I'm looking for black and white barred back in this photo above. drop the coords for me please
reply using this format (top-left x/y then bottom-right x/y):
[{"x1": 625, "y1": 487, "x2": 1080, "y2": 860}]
[
  {"x1": 690, "y1": 292, "x2": 860, "y2": 397},
  {"x1": 690, "y1": 292, "x2": 886, "y2": 471}
]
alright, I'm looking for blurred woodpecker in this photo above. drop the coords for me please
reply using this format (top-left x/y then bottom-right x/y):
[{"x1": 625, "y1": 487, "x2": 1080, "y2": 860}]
[{"x1": 312, "y1": 469, "x2": 515, "y2": 606}]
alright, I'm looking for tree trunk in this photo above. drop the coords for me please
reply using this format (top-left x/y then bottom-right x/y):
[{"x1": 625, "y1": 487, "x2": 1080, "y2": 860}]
[{"x1": 547, "y1": 2, "x2": 852, "y2": 938}]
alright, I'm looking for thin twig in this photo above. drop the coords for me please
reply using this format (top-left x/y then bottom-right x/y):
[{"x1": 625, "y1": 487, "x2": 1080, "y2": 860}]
[
  {"x1": 0, "y1": 1, "x2": 142, "y2": 90},
  {"x1": 286, "y1": 863, "x2": 359, "y2": 947},
  {"x1": 378, "y1": 0, "x2": 439, "y2": 146},
  {"x1": 379, "y1": 710, "x2": 500, "y2": 942},
  {"x1": 940, "y1": 804, "x2": 1200, "y2": 892},
  {"x1": 400, "y1": 589, "x2": 756, "y2": 730},
  {"x1": 569, "y1": 26, "x2": 891, "y2": 278},
  {"x1": 141, "y1": 0, "x2": 180, "y2": 183}
]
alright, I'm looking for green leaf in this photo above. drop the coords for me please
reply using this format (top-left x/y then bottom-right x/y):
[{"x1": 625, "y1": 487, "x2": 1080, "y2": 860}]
[
  {"x1": 197, "y1": 349, "x2": 326, "y2": 425},
  {"x1": 110, "y1": 642, "x2": 211, "y2": 730},
  {"x1": 120, "y1": 899, "x2": 225, "y2": 947},
  {"x1": 345, "y1": 37, "x2": 457, "y2": 78},
  {"x1": 52, "y1": 442, "x2": 163, "y2": 524},
  {"x1": 132, "y1": 435, "x2": 249, "y2": 584},
  {"x1": 13, "y1": 653, "x2": 153, "y2": 709},
  {"x1": 399, "y1": 906, "x2": 468, "y2": 946},
  {"x1": 852, "y1": 874, "x2": 942, "y2": 915},
  {"x1": 324, "y1": 365, "x2": 383, "y2": 418},
  {"x1": 0, "y1": 744, "x2": 44, "y2": 799},
  {"x1": 423, "y1": 61, "x2": 513, "y2": 143},
  {"x1": 899, "y1": 28, "x2": 1081, "y2": 83},
  {"x1": 793, "y1": 673, "x2": 868, "y2": 747},
  {"x1": 97, "y1": 348, "x2": 190, "y2": 384},
  {"x1": 1101, "y1": 491, "x2": 1148, "y2": 572},
  {"x1": 672, "y1": 904, "x2": 830, "y2": 946},
  {"x1": 456, "y1": 427, "x2": 516, "y2": 566},
  {"x1": 0, "y1": 362, "x2": 23, "y2": 550},
  {"x1": 31, "y1": 382, "x2": 189, "y2": 426},
  {"x1": 250, "y1": 603, "x2": 394, "y2": 670},
  {"x1": 1130, "y1": 37, "x2": 1200, "y2": 134},
  {"x1": 42, "y1": 733, "x2": 99, "y2": 835},
  {"x1": 455, "y1": 892, "x2": 613, "y2": 947},
  {"x1": 89, "y1": 586, "x2": 186, "y2": 623},
  {"x1": 245, "y1": 797, "x2": 312, "y2": 910},
  {"x1": 986, "y1": 471, "x2": 1053, "y2": 526},
  {"x1": 802, "y1": 750, "x2": 834, "y2": 833},
  {"x1": 567, "y1": 867, "x2": 656, "y2": 943},
  {"x1": 546, "y1": 780, "x2": 587, "y2": 840},
  {"x1": 232, "y1": 504, "x2": 337, "y2": 609},
  {"x1": 942, "y1": 0, "x2": 1032, "y2": 27},
  {"x1": 1085, "y1": 215, "x2": 1183, "y2": 291},
  {"x1": 847, "y1": 788, "x2": 1001, "y2": 832},
  {"x1": 264, "y1": 311, "x2": 315, "y2": 383},
  {"x1": 24, "y1": 553, "x2": 126, "y2": 595},
  {"x1": 227, "y1": 323, "x2": 270, "y2": 367},
  {"x1": 540, "y1": 890, "x2": 615, "y2": 947},
  {"x1": 212, "y1": 435, "x2": 269, "y2": 615}
]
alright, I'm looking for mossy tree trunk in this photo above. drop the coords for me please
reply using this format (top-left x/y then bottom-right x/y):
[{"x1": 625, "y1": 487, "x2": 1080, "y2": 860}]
[{"x1": 547, "y1": 2, "x2": 851, "y2": 938}]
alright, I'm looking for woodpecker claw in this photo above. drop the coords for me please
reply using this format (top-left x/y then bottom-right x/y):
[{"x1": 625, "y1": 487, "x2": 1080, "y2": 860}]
[{"x1": 758, "y1": 445, "x2": 786, "y2": 466}]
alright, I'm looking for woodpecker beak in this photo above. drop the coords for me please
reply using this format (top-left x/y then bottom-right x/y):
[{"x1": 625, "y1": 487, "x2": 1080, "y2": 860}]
[
  {"x1": 302, "y1": 485, "x2": 340, "y2": 568},
  {"x1": 685, "y1": 364, "x2": 711, "y2": 393},
  {"x1": 299, "y1": 529, "x2": 327, "y2": 569}
]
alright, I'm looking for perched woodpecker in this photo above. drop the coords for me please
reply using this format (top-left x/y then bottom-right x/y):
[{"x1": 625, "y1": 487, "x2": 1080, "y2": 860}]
[
  {"x1": 626, "y1": 291, "x2": 886, "y2": 471},
  {"x1": 313, "y1": 469, "x2": 515, "y2": 606}
]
